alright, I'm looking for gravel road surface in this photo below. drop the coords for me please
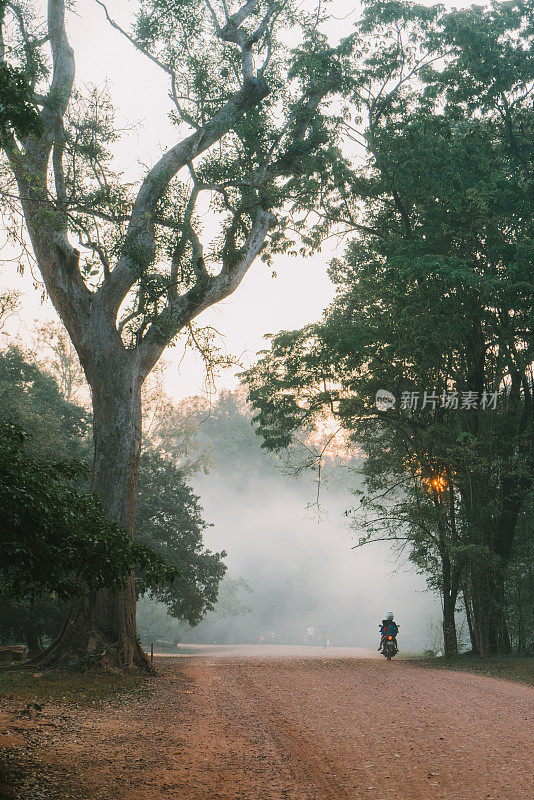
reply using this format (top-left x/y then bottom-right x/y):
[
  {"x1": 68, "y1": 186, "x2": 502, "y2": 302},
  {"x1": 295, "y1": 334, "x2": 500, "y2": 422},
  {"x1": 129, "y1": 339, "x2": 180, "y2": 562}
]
[{"x1": 5, "y1": 646, "x2": 533, "y2": 800}]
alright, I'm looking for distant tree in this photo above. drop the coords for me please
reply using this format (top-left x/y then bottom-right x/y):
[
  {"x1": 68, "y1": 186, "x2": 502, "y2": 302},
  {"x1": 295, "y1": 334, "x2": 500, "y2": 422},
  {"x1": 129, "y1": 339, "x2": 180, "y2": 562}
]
[
  {"x1": 0, "y1": 345, "x2": 91, "y2": 462},
  {"x1": 0, "y1": 290, "x2": 19, "y2": 328},
  {"x1": 0, "y1": 0, "x2": 345, "y2": 670},
  {"x1": 35, "y1": 321, "x2": 89, "y2": 404},
  {"x1": 176, "y1": 576, "x2": 253, "y2": 644},
  {"x1": 142, "y1": 379, "x2": 211, "y2": 476},
  {"x1": 136, "y1": 596, "x2": 181, "y2": 647},
  {"x1": 192, "y1": 390, "x2": 277, "y2": 472},
  {"x1": 135, "y1": 449, "x2": 226, "y2": 626}
]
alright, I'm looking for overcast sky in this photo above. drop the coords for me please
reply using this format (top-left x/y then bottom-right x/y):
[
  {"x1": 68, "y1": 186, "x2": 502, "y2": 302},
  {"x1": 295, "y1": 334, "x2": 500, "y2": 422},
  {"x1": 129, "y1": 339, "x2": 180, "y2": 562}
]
[{"x1": 0, "y1": 0, "x2": 472, "y2": 402}]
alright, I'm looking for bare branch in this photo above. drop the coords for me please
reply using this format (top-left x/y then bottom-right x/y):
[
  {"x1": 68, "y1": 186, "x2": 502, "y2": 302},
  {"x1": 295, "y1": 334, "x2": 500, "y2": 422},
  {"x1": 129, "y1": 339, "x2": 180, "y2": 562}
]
[
  {"x1": 351, "y1": 536, "x2": 410, "y2": 549},
  {"x1": 94, "y1": 0, "x2": 173, "y2": 77}
]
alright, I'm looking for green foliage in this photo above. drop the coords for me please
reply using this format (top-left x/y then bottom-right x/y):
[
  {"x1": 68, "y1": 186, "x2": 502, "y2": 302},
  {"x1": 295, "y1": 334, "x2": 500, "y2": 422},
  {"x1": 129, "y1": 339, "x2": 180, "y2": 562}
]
[
  {"x1": 0, "y1": 345, "x2": 91, "y2": 462},
  {"x1": 0, "y1": 344, "x2": 224, "y2": 633},
  {"x1": 0, "y1": 422, "x2": 175, "y2": 599},
  {"x1": 0, "y1": 62, "x2": 42, "y2": 138},
  {"x1": 0, "y1": 345, "x2": 176, "y2": 605},
  {"x1": 190, "y1": 389, "x2": 280, "y2": 470},
  {"x1": 135, "y1": 449, "x2": 227, "y2": 626}
]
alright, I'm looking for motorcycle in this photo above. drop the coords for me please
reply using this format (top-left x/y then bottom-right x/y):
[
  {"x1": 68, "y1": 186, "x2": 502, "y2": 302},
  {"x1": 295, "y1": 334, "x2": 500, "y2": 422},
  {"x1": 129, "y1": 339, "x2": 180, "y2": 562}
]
[{"x1": 382, "y1": 634, "x2": 398, "y2": 661}]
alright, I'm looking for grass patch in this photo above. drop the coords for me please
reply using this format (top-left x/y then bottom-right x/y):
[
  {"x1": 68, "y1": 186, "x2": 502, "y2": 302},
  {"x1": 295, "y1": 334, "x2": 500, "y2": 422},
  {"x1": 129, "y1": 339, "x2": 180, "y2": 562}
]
[
  {"x1": 0, "y1": 668, "x2": 152, "y2": 706},
  {"x1": 410, "y1": 653, "x2": 534, "y2": 687}
]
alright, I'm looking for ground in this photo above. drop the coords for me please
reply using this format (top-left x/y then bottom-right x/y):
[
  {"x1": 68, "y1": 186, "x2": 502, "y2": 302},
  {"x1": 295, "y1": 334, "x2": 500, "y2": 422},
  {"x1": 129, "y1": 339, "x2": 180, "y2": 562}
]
[{"x1": 1, "y1": 645, "x2": 533, "y2": 799}]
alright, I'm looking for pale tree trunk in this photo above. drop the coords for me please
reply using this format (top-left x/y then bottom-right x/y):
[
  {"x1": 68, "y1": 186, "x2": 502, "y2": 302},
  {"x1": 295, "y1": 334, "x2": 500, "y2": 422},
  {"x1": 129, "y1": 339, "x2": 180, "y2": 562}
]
[{"x1": 32, "y1": 355, "x2": 151, "y2": 672}]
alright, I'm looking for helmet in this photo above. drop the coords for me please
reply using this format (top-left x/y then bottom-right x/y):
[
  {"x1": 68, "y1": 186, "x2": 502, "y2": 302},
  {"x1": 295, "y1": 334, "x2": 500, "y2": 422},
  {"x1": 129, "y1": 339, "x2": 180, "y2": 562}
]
[{"x1": 386, "y1": 612, "x2": 394, "y2": 620}]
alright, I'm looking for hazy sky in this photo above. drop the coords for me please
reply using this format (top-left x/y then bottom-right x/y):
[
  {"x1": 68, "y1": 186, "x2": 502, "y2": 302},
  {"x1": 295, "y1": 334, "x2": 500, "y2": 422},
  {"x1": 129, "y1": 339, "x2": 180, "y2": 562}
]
[{"x1": 1, "y1": 0, "x2": 471, "y2": 401}]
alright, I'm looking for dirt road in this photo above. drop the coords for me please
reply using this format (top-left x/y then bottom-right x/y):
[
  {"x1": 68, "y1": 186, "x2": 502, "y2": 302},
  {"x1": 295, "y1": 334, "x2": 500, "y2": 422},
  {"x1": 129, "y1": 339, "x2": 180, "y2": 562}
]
[{"x1": 6, "y1": 646, "x2": 534, "y2": 800}]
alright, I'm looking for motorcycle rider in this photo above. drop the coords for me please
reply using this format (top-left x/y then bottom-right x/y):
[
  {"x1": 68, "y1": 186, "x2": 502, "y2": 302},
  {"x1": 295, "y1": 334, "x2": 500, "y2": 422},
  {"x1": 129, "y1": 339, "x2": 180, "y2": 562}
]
[{"x1": 378, "y1": 612, "x2": 399, "y2": 653}]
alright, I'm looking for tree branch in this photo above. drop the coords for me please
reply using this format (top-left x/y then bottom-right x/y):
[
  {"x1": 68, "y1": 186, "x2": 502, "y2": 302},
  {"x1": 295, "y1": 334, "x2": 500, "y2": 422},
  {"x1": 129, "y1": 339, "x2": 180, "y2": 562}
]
[
  {"x1": 45, "y1": 0, "x2": 75, "y2": 120},
  {"x1": 100, "y1": 75, "x2": 270, "y2": 317},
  {"x1": 94, "y1": 0, "x2": 174, "y2": 78},
  {"x1": 5, "y1": 1, "x2": 92, "y2": 346},
  {"x1": 135, "y1": 205, "x2": 275, "y2": 375}
]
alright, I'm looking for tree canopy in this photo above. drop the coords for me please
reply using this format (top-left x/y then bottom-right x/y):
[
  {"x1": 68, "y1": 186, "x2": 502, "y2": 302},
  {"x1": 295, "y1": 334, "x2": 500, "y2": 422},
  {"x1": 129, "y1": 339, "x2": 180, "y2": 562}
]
[
  {"x1": 243, "y1": 0, "x2": 534, "y2": 657},
  {"x1": 0, "y1": 420, "x2": 174, "y2": 599}
]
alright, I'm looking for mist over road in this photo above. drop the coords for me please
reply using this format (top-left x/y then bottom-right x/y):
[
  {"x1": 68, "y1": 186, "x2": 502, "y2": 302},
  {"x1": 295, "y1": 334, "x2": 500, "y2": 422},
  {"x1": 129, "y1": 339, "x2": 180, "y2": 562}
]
[{"x1": 28, "y1": 647, "x2": 533, "y2": 800}]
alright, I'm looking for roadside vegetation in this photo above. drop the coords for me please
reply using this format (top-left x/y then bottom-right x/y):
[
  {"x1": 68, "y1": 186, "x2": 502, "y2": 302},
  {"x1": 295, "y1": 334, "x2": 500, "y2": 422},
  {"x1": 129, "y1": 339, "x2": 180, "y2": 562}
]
[
  {"x1": 244, "y1": 0, "x2": 533, "y2": 660},
  {"x1": 412, "y1": 653, "x2": 534, "y2": 689},
  {"x1": 0, "y1": 332, "x2": 226, "y2": 662},
  {"x1": 0, "y1": 670, "x2": 152, "y2": 707}
]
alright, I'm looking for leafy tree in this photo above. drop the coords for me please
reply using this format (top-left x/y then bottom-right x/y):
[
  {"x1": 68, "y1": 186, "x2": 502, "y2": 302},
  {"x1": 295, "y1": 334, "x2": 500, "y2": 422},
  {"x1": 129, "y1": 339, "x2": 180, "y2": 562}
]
[
  {"x1": 0, "y1": 345, "x2": 92, "y2": 462},
  {"x1": 136, "y1": 596, "x2": 182, "y2": 647},
  {"x1": 191, "y1": 389, "x2": 279, "y2": 472},
  {"x1": 135, "y1": 449, "x2": 226, "y2": 626},
  {"x1": 0, "y1": 343, "x2": 87, "y2": 650},
  {"x1": 34, "y1": 321, "x2": 89, "y2": 404},
  {"x1": 0, "y1": 0, "x2": 346, "y2": 670},
  {"x1": 0, "y1": 344, "x2": 224, "y2": 650},
  {"x1": 0, "y1": 43, "x2": 42, "y2": 139},
  {"x1": 244, "y1": 0, "x2": 534, "y2": 656},
  {"x1": 0, "y1": 422, "x2": 174, "y2": 603}
]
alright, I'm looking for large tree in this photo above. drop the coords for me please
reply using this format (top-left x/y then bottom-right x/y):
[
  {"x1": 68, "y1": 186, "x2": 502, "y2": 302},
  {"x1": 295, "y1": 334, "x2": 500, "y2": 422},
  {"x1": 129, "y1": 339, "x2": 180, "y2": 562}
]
[{"x1": 0, "y1": 0, "x2": 344, "y2": 669}]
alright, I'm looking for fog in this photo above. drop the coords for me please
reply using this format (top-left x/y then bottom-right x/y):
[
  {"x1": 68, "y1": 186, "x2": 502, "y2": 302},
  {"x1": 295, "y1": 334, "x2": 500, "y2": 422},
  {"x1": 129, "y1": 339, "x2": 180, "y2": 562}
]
[{"x1": 143, "y1": 395, "x2": 444, "y2": 654}]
